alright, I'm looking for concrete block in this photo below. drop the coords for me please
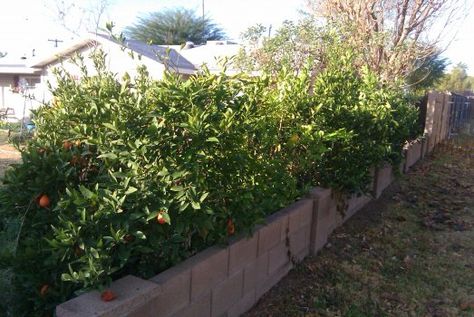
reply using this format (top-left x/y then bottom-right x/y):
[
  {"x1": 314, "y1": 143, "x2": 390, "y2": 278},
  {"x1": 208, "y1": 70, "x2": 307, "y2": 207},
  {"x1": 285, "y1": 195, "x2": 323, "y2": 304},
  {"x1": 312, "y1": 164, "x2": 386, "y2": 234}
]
[
  {"x1": 373, "y1": 164, "x2": 394, "y2": 198},
  {"x1": 190, "y1": 246, "x2": 228, "y2": 300},
  {"x1": 56, "y1": 275, "x2": 161, "y2": 317},
  {"x1": 344, "y1": 193, "x2": 371, "y2": 223},
  {"x1": 255, "y1": 262, "x2": 291, "y2": 299},
  {"x1": 405, "y1": 141, "x2": 422, "y2": 170},
  {"x1": 289, "y1": 225, "x2": 310, "y2": 261},
  {"x1": 265, "y1": 207, "x2": 289, "y2": 242},
  {"x1": 307, "y1": 187, "x2": 337, "y2": 255},
  {"x1": 257, "y1": 217, "x2": 282, "y2": 256},
  {"x1": 288, "y1": 199, "x2": 313, "y2": 234},
  {"x1": 229, "y1": 233, "x2": 258, "y2": 275},
  {"x1": 171, "y1": 292, "x2": 211, "y2": 317},
  {"x1": 420, "y1": 136, "x2": 429, "y2": 159},
  {"x1": 211, "y1": 270, "x2": 243, "y2": 317},
  {"x1": 255, "y1": 253, "x2": 269, "y2": 285},
  {"x1": 268, "y1": 242, "x2": 289, "y2": 275},
  {"x1": 147, "y1": 264, "x2": 191, "y2": 317},
  {"x1": 227, "y1": 290, "x2": 257, "y2": 317}
]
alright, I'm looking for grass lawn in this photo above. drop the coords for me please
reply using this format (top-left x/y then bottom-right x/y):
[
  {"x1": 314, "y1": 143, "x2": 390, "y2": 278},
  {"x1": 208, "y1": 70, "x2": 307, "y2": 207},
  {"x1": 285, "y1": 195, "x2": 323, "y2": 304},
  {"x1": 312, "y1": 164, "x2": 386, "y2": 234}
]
[{"x1": 245, "y1": 135, "x2": 474, "y2": 317}]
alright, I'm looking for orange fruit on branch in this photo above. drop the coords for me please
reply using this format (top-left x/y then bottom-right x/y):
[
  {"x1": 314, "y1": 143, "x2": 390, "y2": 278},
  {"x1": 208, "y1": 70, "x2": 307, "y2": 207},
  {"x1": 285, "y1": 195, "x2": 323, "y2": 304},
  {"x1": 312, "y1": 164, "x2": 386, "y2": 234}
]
[
  {"x1": 38, "y1": 194, "x2": 50, "y2": 208},
  {"x1": 62, "y1": 140, "x2": 73, "y2": 150},
  {"x1": 227, "y1": 218, "x2": 235, "y2": 236}
]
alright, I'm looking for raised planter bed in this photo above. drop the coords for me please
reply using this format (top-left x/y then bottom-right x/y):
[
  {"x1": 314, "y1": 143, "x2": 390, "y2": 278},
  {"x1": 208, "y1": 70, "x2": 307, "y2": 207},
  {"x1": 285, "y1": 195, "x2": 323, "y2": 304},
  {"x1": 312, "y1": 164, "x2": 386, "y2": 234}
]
[
  {"x1": 57, "y1": 156, "x2": 423, "y2": 316},
  {"x1": 405, "y1": 140, "x2": 422, "y2": 171}
]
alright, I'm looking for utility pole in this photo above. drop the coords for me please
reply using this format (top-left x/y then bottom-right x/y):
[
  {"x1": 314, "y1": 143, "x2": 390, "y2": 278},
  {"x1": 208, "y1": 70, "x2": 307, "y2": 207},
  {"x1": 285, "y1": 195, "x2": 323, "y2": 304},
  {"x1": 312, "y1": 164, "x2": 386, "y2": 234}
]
[
  {"x1": 202, "y1": 0, "x2": 205, "y2": 20},
  {"x1": 48, "y1": 39, "x2": 64, "y2": 48}
]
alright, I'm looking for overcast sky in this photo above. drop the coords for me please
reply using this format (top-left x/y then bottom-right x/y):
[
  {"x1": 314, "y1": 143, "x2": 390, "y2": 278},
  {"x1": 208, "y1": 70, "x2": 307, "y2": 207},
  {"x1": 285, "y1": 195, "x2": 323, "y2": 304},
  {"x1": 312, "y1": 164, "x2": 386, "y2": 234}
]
[{"x1": 0, "y1": 0, "x2": 473, "y2": 74}]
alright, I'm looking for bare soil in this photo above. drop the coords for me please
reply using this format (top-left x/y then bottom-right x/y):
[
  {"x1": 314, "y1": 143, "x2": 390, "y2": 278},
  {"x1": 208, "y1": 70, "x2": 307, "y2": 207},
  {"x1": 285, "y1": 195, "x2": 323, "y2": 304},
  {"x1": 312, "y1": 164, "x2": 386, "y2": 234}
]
[
  {"x1": 245, "y1": 135, "x2": 474, "y2": 317},
  {"x1": 0, "y1": 130, "x2": 21, "y2": 178}
]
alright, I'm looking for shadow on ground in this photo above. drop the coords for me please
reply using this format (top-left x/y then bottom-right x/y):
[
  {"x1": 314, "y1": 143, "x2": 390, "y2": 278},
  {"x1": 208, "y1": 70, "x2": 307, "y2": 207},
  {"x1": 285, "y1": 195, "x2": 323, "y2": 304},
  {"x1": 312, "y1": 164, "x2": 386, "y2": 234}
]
[{"x1": 245, "y1": 135, "x2": 474, "y2": 317}]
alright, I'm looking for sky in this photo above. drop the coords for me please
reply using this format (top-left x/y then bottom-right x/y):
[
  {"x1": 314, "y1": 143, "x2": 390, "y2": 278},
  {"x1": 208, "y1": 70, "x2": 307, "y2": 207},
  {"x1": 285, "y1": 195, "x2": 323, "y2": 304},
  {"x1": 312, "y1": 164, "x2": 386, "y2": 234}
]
[{"x1": 0, "y1": 0, "x2": 473, "y2": 74}]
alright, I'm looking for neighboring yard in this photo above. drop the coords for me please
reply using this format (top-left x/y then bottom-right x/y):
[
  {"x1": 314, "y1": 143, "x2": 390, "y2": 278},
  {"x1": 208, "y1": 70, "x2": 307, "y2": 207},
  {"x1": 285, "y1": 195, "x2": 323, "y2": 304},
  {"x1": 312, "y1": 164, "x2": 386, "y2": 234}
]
[
  {"x1": 0, "y1": 130, "x2": 21, "y2": 178},
  {"x1": 246, "y1": 135, "x2": 474, "y2": 317}
]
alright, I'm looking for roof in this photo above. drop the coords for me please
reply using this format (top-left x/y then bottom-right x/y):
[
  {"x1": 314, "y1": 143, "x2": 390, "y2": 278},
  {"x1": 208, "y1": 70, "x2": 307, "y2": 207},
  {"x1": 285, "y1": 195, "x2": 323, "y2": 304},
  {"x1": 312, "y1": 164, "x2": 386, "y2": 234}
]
[
  {"x1": 0, "y1": 63, "x2": 42, "y2": 75},
  {"x1": 173, "y1": 42, "x2": 242, "y2": 74},
  {"x1": 29, "y1": 39, "x2": 95, "y2": 68},
  {"x1": 29, "y1": 34, "x2": 197, "y2": 74},
  {"x1": 26, "y1": 34, "x2": 247, "y2": 76},
  {"x1": 122, "y1": 39, "x2": 196, "y2": 72}
]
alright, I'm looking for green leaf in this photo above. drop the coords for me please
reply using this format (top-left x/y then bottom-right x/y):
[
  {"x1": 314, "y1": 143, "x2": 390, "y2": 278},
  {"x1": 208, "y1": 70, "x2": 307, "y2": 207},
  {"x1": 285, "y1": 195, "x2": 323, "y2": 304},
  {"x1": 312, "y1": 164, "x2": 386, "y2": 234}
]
[
  {"x1": 206, "y1": 137, "x2": 219, "y2": 143},
  {"x1": 199, "y1": 192, "x2": 209, "y2": 202},
  {"x1": 125, "y1": 186, "x2": 138, "y2": 195},
  {"x1": 98, "y1": 153, "x2": 118, "y2": 160},
  {"x1": 135, "y1": 231, "x2": 146, "y2": 239},
  {"x1": 90, "y1": 248, "x2": 99, "y2": 259},
  {"x1": 79, "y1": 185, "x2": 96, "y2": 200},
  {"x1": 102, "y1": 123, "x2": 118, "y2": 131},
  {"x1": 61, "y1": 273, "x2": 73, "y2": 282}
]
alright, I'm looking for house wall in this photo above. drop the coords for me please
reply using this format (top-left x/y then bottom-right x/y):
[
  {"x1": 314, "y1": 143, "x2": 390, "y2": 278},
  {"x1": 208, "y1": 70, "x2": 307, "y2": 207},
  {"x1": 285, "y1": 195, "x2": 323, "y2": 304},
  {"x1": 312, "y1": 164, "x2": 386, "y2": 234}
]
[
  {"x1": 40, "y1": 41, "x2": 167, "y2": 103},
  {"x1": 0, "y1": 74, "x2": 43, "y2": 121}
]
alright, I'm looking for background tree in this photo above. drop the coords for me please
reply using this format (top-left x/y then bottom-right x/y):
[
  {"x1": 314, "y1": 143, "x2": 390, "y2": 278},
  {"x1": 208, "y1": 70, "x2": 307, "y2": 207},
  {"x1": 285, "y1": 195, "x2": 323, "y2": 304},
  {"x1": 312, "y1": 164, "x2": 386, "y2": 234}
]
[
  {"x1": 44, "y1": 0, "x2": 114, "y2": 36},
  {"x1": 437, "y1": 63, "x2": 474, "y2": 92},
  {"x1": 234, "y1": 20, "x2": 332, "y2": 75},
  {"x1": 125, "y1": 8, "x2": 225, "y2": 45},
  {"x1": 304, "y1": 0, "x2": 467, "y2": 82},
  {"x1": 405, "y1": 52, "x2": 449, "y2": 94},
  {"x1": 0, "y1": 51, "x2": 7, "y2": 58}
]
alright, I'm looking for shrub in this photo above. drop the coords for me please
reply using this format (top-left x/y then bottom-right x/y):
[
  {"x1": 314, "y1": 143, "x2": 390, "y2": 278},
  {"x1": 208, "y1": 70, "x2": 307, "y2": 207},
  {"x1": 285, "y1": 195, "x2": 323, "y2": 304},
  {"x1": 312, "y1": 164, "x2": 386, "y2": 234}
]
[
  {"x1": 0, "y1": 51, "x2": 327, "y2": 316},
  {"x1": 0, "y1": 48, "x2": 419, "y2": 316}
]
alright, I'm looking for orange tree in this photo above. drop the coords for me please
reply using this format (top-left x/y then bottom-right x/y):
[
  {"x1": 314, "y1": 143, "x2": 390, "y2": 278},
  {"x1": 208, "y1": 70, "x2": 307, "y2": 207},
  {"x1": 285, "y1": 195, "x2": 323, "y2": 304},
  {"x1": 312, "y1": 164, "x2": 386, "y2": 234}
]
[
  {"x1": 0, "y1": 51, "x2": 328, "y2": 315},
  {"x1": 0, "y1": 46, "x2": 418, "y2": 315}
]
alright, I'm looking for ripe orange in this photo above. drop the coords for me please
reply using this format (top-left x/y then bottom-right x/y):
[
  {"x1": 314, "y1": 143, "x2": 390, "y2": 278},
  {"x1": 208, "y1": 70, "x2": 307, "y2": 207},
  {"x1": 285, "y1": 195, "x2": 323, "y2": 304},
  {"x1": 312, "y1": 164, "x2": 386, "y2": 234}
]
[
  {"x1": 227, "y1": 218, "x2": 235, "y2": 236},
  {"x1": 100, "y1": 290, "x2": 116, "y2": 302},
  {"x1": 63, "y1": 140, "x2": 73, "y2": 150},
  {"x1": 157, "y1": 212, "x2": 166, "y2": 224},
  {"x1": 38, "y1": 194, "x2": 50, "y2": 208}
]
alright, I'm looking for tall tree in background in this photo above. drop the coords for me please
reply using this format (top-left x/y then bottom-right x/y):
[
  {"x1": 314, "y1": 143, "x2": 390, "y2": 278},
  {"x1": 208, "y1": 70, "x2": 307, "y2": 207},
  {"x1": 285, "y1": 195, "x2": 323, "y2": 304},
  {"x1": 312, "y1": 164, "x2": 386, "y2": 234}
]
[
  {"x1": 305, "y1": 0, "x2": 466, "y2": 82},
  {"x1": 437, "y1": 63, "x2": 474, "y2": 92},
  {"x1": 125, "y1": 8, "x2": 225, "y2": 45},
  {"x1": 405, "y1": 52, "x2": 449, "y2": 93}
]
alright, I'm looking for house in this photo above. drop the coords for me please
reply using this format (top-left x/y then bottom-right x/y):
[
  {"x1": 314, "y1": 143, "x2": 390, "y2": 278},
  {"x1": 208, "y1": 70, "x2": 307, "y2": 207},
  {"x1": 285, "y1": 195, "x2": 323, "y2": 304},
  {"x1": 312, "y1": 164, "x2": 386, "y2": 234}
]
[
  {"x1": 1, "y1": 35, "x2": 245, "y2": 120},
  {"x1": 29, "y1": 34, "x2": 197, "y2": 91},
  {"x1": 0, "y1": 61, "x2": 42, "y2": 122},
  {"x1": 167, "y1": 40, "x2": 242, "y2": 75},
  {"x1": 31, "y1": 35, "x2": 245, "y2": 84}
]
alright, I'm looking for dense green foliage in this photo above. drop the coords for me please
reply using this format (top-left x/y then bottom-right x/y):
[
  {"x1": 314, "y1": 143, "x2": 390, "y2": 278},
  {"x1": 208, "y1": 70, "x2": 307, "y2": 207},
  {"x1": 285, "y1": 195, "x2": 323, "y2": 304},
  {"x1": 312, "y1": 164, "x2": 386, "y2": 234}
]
[
  {"x1": 125, "y1": 8, "x2": 225, "y2": 45},
  {"x1": 0, "y1": 46, "x2": 419, "y2": 316},
  {"x1": 437, "y1": 63, "x2": 474, "y2": 93},
  {"x1": 405, "y1": 52, "x2": 448, "y2": 95}
]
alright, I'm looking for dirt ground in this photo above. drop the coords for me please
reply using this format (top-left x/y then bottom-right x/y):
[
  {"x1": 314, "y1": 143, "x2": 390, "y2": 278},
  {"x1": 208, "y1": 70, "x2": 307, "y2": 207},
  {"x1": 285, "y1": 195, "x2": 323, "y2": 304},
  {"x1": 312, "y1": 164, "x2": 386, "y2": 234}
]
[
  {"x1": 246, "y1": 135, "x2": 474, "y2": 317},
  {"x1": 0, "y1": 130, "x2": 21, "y2": 178}
]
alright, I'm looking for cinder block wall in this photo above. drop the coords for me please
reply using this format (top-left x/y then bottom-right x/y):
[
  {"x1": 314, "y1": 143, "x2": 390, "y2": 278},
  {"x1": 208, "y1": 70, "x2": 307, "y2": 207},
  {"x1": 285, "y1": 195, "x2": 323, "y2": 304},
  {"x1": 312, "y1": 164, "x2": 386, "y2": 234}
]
[{"x1": 56, "y1": 138, "x2": 432, "y2": 317}]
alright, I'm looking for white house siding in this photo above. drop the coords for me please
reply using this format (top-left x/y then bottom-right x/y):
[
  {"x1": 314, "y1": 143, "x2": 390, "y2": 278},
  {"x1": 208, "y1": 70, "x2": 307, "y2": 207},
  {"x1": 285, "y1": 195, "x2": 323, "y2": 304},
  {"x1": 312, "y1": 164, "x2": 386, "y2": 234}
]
[
  {"x1": 41, "y1": 41, "x2": 167, "y2": 98},
  {"x1": 0, "y1": 74, "x2": 43, "y2": 122}
]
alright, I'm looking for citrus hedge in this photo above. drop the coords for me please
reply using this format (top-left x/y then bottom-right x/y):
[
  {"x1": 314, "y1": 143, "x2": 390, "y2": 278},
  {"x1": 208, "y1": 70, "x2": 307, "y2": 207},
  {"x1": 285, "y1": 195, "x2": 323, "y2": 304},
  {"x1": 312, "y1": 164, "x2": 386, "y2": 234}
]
[{"x1": 0, "y1": 49, "x2": 418, "y2": 316}]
